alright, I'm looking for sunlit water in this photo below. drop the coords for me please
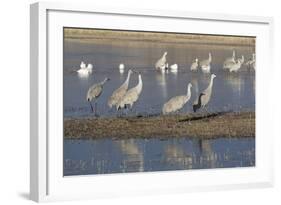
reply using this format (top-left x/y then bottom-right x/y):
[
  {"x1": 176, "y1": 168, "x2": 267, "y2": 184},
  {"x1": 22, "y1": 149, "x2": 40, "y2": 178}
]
[{"x1": 63, "y1": 39, "x2": 255, "y2": 176}]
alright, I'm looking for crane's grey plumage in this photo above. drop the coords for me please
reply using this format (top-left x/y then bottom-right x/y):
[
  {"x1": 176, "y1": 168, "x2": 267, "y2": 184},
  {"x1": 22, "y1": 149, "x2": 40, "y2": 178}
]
[
  {"x1": 223, "y1": 50, "x2": 236, "y2": 69},
  {"x1": 108, "y1": 69, "x2": 133, "y2": 108},
  {"x1": 193, "y1": 74, "x2": 216, "y2": 110},
  {"x1": 200, "y1": 53, "x2": 212, "y2": 73},
  {"x1": 190, "y1": 58, "x2": 199, "y2": 71},
  {"x1": 87, "y1": 77, "x2": 110, "y2": 113},
  {"x1": 229, "y1": 56, "x2": 244, "y2": 72},
  {"x1": 116, "y1": 74, "x2": 143, "y2": 110},
  {"x1": 162, "y1": 83, "x2": 192, "y2": 114},
  {"x1": 155, "y1": 52, "x2": 168, "y2": 70}
]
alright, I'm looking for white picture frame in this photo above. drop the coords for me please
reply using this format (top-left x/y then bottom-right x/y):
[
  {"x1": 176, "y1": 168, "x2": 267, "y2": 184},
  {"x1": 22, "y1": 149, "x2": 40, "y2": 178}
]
[{"x1": 30, "y1": 2, "x2": 274, "y2": 202}]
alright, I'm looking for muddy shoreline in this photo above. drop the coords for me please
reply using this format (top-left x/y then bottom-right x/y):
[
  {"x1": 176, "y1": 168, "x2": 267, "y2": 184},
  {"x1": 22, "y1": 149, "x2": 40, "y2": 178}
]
[{"x1": 64, "y1": 111, "x2": 255, "y2": 140}]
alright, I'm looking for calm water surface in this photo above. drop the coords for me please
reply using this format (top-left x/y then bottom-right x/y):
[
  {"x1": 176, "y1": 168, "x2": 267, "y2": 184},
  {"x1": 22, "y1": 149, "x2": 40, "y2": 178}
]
[
  {"x1": 63, "y1": 38, "x2": 255, "y2": 176},
  {"x1": 64, "y1": 137, "x2": 255, "y2": 176},
  {"x1": 64, "y1": 40, "x2": 255, "y2": 118}
]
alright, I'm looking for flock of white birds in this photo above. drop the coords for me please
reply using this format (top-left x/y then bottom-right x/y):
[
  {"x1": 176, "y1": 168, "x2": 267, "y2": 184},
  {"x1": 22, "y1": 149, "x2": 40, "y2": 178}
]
[
  {"x1": 77, "y1": 50, "x2": 256, "y2": 116},
  {"x1": 155, "y1": 50, "x2": 255, "y2": 74}
]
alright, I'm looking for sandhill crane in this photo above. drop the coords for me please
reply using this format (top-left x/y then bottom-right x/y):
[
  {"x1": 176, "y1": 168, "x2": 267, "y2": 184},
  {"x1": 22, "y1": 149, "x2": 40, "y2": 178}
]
[
  {"x1": 155, "y1": 52, "x2": 168, "y2": 70},
  {"x1": 229, "y1": 56, "x2": 244, "y2": 72},
  {"x1": 77, "y1": 61, "x2": 93, "y2": 76},
  {"x1": 245, "y1": 53, "x2": 256, "y2": 70},
  {"x1": 200, "y1": 53, "x2": 212, "y2": 74},
  {"x1": 116, "y1": 73, "x2": 143, "y2": 111},
  {"x1": 119, "y1": 63, "x2": 125, "y2": 74},
  {"x1": 223, "y1": 50, "x2": 236, "y2": 70},
  {"x1": 190, "y1": 58, "x2": 199, "y2": 71},
  {"x1": 108, "y1": 69, "x2": 133, "y2": 109},
  {"x1": 193, "y1": 74, "x2": 216, "y2": 112},
  {"x1": 162, "y1": 83, "x2": 192, "y2": 114},
  {"x1": 87, "y1": 77, "x2": 110, "y2": 114},
  {"x1": 170, "y1": 64, "x2": 178, "y2": 73}
]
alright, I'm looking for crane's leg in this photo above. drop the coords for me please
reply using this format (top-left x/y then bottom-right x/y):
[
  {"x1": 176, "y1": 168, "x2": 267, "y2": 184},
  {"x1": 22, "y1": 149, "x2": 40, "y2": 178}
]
[
  {"x1": 204, "y1": 106, "x2": 212, "y2": 117},
  {"x1": 129, "y1": 104, "x2": 133, "y2": 116},
  {"x1": 94, "y1": 102, "x2": 98, "y2": 117},
  {"x1": 125, "y1": 105, "x2": 130, "y2": 116},
  {"x1": 89, "y1": 101, "x2": 94, "y2": 113},
  {"x1": 116, "y1": 109, "x2": 120, "y2": 117}
]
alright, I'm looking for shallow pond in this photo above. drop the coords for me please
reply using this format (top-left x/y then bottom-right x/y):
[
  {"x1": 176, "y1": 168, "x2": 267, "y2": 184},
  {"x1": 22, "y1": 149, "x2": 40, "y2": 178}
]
[{"x1": 63, "y1": 40, "x2": 255, "y2": 118}]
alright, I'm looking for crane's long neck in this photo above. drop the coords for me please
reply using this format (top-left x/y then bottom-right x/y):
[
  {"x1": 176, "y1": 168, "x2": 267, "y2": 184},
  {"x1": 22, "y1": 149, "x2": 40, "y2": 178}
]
[
  {"x1": 125, "y1": 72, "x2": 131, "y2": 84},
  {"x1": 136, "y1": 75, "x2": 143, "y2": 93},
  {"x1": 124, "y1": 71, "x2": 131, "y2": 87},
  {"x1": 233, "y1": 50, "x2": 236, "y2": 58},
  {"x1": 162, "y1": 53, "x2": 167, "y2": 61},
  {"x1": 207, "y1": 77, "x2": 214, "y2": 91},
  {"x1": 208, "y1": 53, "x2": 212, "y2": 62},
  {"x1": 186, "y1": 85, "x2": 192, "y2": 97}
]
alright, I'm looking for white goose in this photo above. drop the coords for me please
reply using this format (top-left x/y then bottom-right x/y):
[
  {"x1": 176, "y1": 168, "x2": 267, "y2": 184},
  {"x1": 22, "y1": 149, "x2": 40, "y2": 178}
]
[
  {"x1": 119, "y1": 63, "x2": 125, "y2": 74},
  {"x1": 77, "y1": 61, "x2": 93, "y2": 76},
  {"x1": 170, "y1": 64, "x2": 178, "y2": 73}
]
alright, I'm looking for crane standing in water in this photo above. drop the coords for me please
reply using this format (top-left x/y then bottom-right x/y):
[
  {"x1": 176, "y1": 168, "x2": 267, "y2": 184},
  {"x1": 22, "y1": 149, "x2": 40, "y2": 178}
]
[
  {"x1": 108, "y1": 69, "x2": 133, "y2": 109},
  {"x1": 193, "y1": 74, "x2": 216, "y2": 112},
  {"x1": 162, "y1": 83, "x2": 192, "y2": 114},
  {"x1": 86, "y1": 77, "x2": 110, "y2": 115},
  {"x1": 116, "y1": 73, "x2": 143, "y2": 112},
  {"x1": 155, "y1": 52, "x2": 168, "y2": 71}
]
